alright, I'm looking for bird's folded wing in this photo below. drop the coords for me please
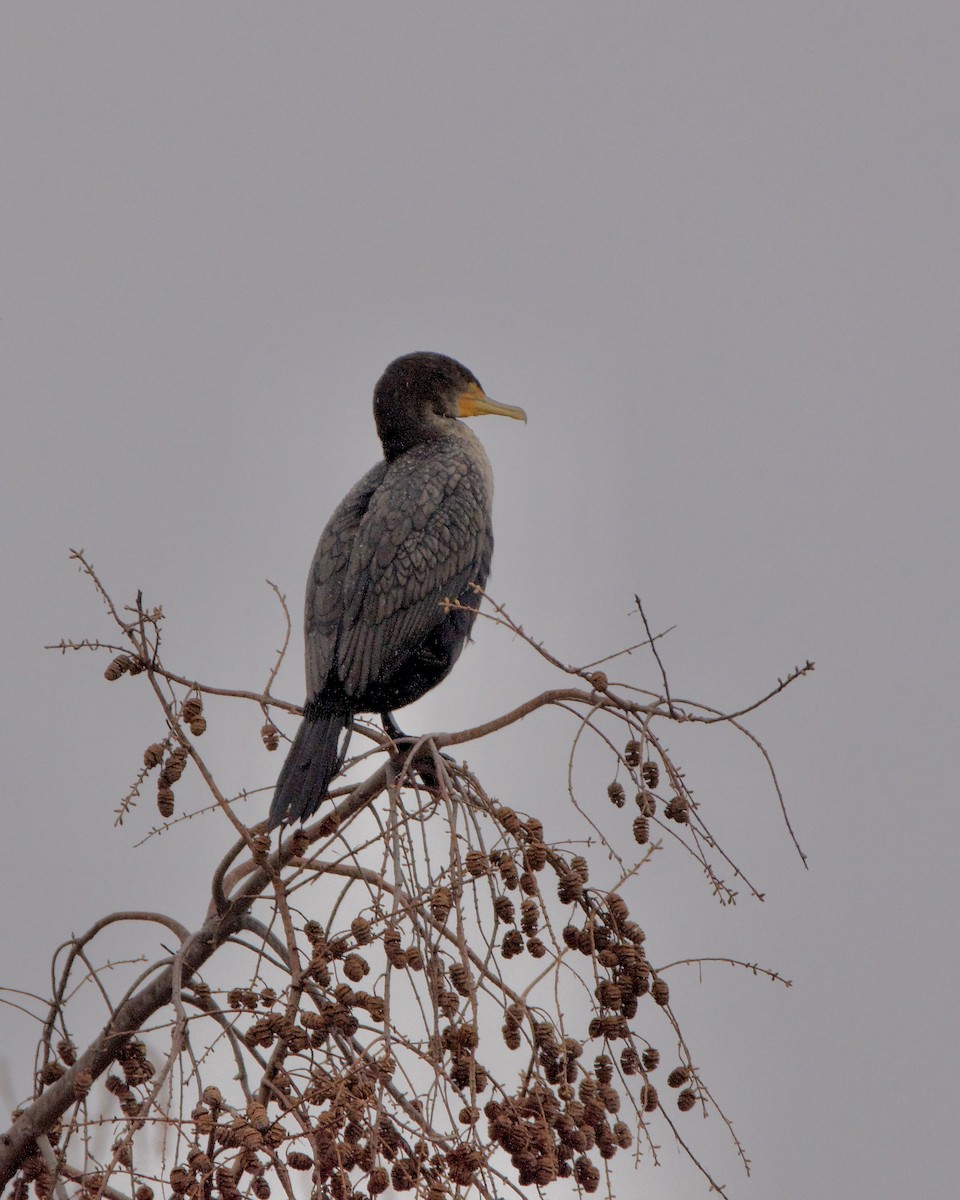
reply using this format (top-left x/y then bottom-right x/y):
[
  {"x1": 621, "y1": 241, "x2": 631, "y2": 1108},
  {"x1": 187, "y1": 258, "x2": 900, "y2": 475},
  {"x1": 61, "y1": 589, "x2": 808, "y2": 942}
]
[
  {"x1": 337, "y1": 443, "x2": 492, "y2": 697},
  {"x1": 303, "y1": 461, "x2": 387, "y2": 700}
]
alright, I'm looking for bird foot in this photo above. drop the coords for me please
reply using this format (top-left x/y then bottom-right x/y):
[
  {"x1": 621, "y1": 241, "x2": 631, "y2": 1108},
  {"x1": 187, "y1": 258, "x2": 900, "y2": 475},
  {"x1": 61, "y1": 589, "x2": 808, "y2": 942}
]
[{"x1": 381, "y1": 713, "x2": 452, "y2": 790}]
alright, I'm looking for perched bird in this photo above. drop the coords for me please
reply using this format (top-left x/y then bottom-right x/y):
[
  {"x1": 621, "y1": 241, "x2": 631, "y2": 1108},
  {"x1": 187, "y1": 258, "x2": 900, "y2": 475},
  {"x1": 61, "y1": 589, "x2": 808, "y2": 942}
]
[{"x1": 268, "y1": 352, "x2": 526, "y2": 827}]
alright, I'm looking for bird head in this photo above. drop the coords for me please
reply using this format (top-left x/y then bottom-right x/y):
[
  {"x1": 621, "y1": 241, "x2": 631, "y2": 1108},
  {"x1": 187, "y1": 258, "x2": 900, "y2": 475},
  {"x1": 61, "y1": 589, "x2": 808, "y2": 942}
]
[{"x1": 374, "y1": 352, "x2": 526, "y2": 458}]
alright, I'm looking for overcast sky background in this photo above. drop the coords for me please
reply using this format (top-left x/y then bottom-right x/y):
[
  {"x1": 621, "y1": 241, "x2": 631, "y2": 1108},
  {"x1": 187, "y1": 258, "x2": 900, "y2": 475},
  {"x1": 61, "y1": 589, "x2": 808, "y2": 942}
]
[{"x1": 2, "y1": 5, "x2": 958, "y2": 1198}]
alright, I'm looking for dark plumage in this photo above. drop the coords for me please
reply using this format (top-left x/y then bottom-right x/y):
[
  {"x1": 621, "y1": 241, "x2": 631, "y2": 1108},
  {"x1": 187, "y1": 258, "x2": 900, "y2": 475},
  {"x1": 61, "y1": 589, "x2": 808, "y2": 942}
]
[{"x1": 268, "y1": 352, "x2": 526, "y2": 827}]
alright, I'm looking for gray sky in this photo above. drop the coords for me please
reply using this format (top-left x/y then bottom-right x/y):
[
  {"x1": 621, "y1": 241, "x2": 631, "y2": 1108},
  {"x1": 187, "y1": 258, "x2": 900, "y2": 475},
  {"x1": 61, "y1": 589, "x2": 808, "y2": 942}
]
[{"x1": 2, "y1": 4, "x2": 958, "y2": 1197}]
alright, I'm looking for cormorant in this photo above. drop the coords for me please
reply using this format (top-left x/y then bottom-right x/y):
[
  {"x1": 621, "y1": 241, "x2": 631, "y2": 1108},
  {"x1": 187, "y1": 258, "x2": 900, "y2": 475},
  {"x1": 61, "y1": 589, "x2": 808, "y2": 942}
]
[{"x1": 267, "y1": 352, "x2": 526, "y2": 828}]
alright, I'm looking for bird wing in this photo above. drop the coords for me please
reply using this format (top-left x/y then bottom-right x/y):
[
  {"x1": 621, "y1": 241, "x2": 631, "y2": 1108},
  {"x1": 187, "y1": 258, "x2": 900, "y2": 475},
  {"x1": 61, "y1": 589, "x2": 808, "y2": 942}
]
[
  {"x1": 336, "y1": 436, "x2": 493, "y2": 699},
  {"x1": 303, "y1": 461, "x2": 388, "y2": 700}
]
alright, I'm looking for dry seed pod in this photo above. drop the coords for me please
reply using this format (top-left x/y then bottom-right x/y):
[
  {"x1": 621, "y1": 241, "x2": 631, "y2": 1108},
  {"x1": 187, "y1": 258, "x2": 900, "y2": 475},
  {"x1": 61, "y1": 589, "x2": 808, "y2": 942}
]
[
  {"x1": 430, "y1": 886, "x2": 453, "y2": 923},
  {"x1": 111, "y1": 1141, "x2": 133, "y2": 1167},
  {"x1": 104, "y1": 656, "x2": 129, "y2": 681},
  {"x1": 171, "y1": 1169, "x2": 192, "y2": 1197},
  {"x1": 498, "y1": 853, "x2": 519, "y2": 889},
  {"x1": 157, "y1": 787, "x2": 175, "y2": 818},
  {"x1": 641, "y1": 1083, "x2": 659, "y2": 1112},
  {"x1": 667, "y1": 1066, "x2": 691, "y2": 1088},
  {"x1": 286, "y1": 1152, "x2": 313, "y2": 1171},
  {"x1": 574, "y1": 1156, "x2": 599, "y2": 1191},
  {"x1": 351, "y1": 916, "x2": 373, "y2": 944},
  {"x1": 620, "y1": 1046, "x2": 640, "y2": 1075},
  {"x1": 493, "y1": 895, "x2": 515, "y2": 923},
  {"x1": 344, "y1": 954, "x2": 369, "y2": 982},
  {"x1": 601, "y1": 1084, "x2": 621, "y2": 1114},
  {"x1": 214, "y1": 1168, "x2": 238, "y2": 1192},
  {"x1": 162, "y1": 759, "x2": 184, "y2": 784},
  {"x1": 641, "y1": 760, "x2": 660, "y2": 788},
  {"x1": 502, "y1": 929, "x2": 523, "y2": 957},
  {"x1": 251, "y1": 1178, "x2": 270, "y2": 1200},
  {"x1": 465, "y1": 849, "x2": 487, "y2": 878},
  {"x1": 563, "y1": 1037, "x2": 583, "y2": 1063},
  {"x1": 524, "y1": 816, "x2": 544, "y2": 839},
  {"x1": 624, "y1": 740, "x2": 641, "y2": 768},
  {"x1": 368, "y1": 1167, "x2": 389, "y2": 1196},
  {"x1": 202, "y1": 1085, "x2": 223, "y2": 1109},
  {"x1": 318, "y1": 810, "x2": 340, "y2": 836},
  {"x1": 595, "y1": 981, "x2": 622, "y2": 1009},
  {"x1": 72, "y1": 1070, "x2": 92, "y2": 1099},
  {"x1": 651, "y1": 977, "x2": 670, "y2": 1006},
  {"x1": 677, "y1": 1088, "x2": 696, "y2": 1112},
  {"x1": 437, "y1": 988, "x2": 459, "y2": 1018},
  {"x1": 519, "y1": 871, "x2": 538, "y2": 896},
  {"x1": 587, "y1": 670, "x2": 608, "y2": 690},
  {"x1": 637, "y1": 790, "x2": 656, "y2": 816},
  {"x1": 613, "y1": 1120, "x2": 632, "y2": 1149},
  {"x1": 570, "y1": 854, "x2": 589, "y2": 882},
  {"x1": 194, "y1": 1109, "x2": 215, "y2": 1136},
  {"x1": 557, "y1": 874, "x2": 583, "y2": 903},
  {"x1": 504, "y1": 1003, "x2": 525, "y2": 1033},
  {"x1": 143, "y1": 743, "x2": 164, "y2": 769},
  {"x1": 607, "y1": 781, "x2": 626, "y2": 808},
  {"x1": 665, "y1": 794, "x2": 689, "y2": 823},
  {"x1": 633, "y1": 815, "x2": 650, "y2": 844},
  {"x1": 56, "y1": 1038, "x2": 77, "y2": 1066},
  {"x1": 260, "y1": 722, "x2": 280, "y2": 751},
  {"x1": 390, "y1": 1162, "x2": 416, "y2": 1191},
  {"x1": 182, "y1": 696, "x2": 203, "y2": 723},
  {"x1": 498, "y1": 806, "x2": 522, "y2": 835},
  {"x1": 502, "y1": 1024, "x2": 522, "y2": 1050},
  {"x1": 333, "y1": 982, "x2": 355, "y2": 1005},
  {"x1": 524, "y1": 840, "x2": 548, "y2": 871},
  {"x1": 189, "y1": 717, "x2": 207, "y2": 736},
  {"x1": 246, "y1": 1100, "x2": 269, "y2": 1129},
  {"x1": 533, "y1": 1021, "x2": 558, "y2": 1050},
  {"x1": 187, "y1": 1149, "x2": 212, "y2": 1174},
  {"x1": 450, "y1": 963, "x2": 471, "y2": 996},
  {"x1": 40, "y1": 1062, "x2": 64, "y2": 1085},
  {"x1": 641, "y1": 1047, "x2": 660, "y2": 1072},
  {"x1": 167, "y1": 745, "x2": 187, "y2": 767},
  {"x1": 527, "y1": 937, "x2": 546, "y2": 958}
]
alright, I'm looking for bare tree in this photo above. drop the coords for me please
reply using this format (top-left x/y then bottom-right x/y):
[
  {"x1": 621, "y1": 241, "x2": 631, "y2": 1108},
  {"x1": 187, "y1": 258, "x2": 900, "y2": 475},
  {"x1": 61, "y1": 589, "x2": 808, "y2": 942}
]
[{"x1": 1, "y1": 551, "x2": 810, "y2": 1199}]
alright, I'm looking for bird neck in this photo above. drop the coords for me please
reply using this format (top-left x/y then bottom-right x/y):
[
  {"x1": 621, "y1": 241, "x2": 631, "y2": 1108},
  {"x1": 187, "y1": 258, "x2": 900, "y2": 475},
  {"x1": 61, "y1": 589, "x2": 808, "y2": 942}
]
[{"x1": 376, "y1": 406, "x2": 452, "y2": 462}]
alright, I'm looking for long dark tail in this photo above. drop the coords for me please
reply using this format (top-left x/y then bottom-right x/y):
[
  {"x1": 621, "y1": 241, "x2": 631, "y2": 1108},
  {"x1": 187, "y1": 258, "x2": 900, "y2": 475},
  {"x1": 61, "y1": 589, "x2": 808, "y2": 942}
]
[{"x1": 268, "y1": 711, "x2": 346, "y2": 828}]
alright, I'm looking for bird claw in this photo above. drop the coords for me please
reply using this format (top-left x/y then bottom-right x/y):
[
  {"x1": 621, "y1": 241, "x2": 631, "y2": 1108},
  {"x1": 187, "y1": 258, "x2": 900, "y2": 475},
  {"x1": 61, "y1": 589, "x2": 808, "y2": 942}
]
[{"x1": 388, "y1": 734, "x2": 454, "y2": 791}]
